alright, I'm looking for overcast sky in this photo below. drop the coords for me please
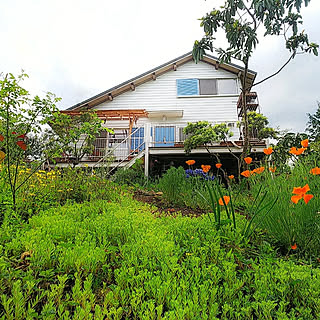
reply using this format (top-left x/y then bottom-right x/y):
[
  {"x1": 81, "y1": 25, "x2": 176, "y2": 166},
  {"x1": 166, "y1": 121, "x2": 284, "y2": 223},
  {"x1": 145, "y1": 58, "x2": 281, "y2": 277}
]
[{"x1": 1, "y1": 0, "x2": 319, "y2": 133}]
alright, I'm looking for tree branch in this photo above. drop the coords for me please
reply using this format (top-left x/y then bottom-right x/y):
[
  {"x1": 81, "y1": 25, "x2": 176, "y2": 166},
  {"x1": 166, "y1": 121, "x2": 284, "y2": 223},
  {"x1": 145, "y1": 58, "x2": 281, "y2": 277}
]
[
  {"x1": 252, "y1": 52, "x2": 295, "y2": 87},
  {"x1": 242, "y1": 1, "x2": 257, "y2": 31}
]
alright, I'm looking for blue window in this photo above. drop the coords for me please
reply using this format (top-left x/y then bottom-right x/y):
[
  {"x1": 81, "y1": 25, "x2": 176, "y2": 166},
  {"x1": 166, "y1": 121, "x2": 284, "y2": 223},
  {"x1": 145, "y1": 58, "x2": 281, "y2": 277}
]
[
  {"x1": 176, "y1": 79, "x2": 199, "y2": 96},
  {"x1": 130, "y1": 127, "x2": 145, "y2": 152},
  {"x1": 154, "y1": 127, "x2": 175, "y2": 147}
]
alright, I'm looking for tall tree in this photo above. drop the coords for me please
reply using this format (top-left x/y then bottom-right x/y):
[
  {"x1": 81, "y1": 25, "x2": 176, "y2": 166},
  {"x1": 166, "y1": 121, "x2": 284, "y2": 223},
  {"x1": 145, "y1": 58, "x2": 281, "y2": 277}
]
[
  {"x1": 48, "y1": 111, "x2": 111, "y2": 167},
  {"x1": 306, "y1": 101, "x2": 320, "y2": 141},
  {"x1": 193, "y1": 0, "x2": 318, "y2": 164}
]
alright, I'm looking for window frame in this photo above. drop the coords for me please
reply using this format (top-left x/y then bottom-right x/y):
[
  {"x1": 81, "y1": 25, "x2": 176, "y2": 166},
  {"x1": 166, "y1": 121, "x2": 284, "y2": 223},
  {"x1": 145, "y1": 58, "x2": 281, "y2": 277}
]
[{"x1": 176, "y1": 78, "x2": 238, "y2": 97}]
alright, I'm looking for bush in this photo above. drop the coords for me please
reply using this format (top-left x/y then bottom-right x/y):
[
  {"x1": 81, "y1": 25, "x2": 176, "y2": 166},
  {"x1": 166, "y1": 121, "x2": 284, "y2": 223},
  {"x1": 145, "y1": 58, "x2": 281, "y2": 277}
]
[
  {"x1": 157, "y1": 166, "x2": 187, "y2": 206},
  {"x1": 111, "y1": 158, "x2": 147, "y2": 187},
  {"x1": 1, "y1": 166, "x2": 128, "y2": 221}
]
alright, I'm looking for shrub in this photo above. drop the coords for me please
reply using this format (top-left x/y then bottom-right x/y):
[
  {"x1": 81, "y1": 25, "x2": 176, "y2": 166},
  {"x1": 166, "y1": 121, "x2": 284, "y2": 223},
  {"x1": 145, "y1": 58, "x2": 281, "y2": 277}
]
[
  {"x1": 111, "y1": 158, "x2": 147, "y2": 187},
  {"x1": 158, "y1": 166, "x2": 187, "y2": 207}
]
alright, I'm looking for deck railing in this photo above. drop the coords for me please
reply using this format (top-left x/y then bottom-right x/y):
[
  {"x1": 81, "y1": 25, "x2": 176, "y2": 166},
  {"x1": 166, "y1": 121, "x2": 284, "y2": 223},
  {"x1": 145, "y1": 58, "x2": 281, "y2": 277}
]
[{"x1": 58, "y1": 122, "x2": 240, "y2": 165}]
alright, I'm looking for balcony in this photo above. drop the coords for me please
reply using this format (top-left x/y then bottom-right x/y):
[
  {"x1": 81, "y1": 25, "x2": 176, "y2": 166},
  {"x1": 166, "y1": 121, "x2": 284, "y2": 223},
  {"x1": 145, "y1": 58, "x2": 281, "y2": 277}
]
[{"x1": 237, "y1": 92, "x2": 259, "y2": 117}]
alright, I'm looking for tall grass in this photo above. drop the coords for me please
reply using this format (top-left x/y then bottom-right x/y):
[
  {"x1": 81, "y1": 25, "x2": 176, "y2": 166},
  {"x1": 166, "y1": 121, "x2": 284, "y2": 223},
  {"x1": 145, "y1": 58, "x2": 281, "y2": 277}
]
[{"x1": 246, "y1": 156, "x2": 320, "y2": 255}]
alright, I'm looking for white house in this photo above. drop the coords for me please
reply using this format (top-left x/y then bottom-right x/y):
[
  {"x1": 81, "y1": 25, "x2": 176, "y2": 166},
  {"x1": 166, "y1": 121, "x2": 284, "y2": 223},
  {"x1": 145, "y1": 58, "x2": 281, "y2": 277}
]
[{"x1": 61, "y1": 52, "x2": 265, "y2": 176}]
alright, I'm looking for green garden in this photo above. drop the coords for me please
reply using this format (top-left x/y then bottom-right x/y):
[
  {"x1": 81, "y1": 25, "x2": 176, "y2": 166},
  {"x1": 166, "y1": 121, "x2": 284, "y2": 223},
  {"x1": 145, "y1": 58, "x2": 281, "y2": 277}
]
[{"x1": 1, "y1": 73, "x2": 320, "y2": 319}]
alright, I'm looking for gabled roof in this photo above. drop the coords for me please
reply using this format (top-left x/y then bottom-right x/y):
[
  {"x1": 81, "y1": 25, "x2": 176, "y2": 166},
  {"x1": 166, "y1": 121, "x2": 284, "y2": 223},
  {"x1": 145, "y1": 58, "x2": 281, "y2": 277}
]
[{"x1": 66, "y1": 51, "x2": 257, "y2": 111}]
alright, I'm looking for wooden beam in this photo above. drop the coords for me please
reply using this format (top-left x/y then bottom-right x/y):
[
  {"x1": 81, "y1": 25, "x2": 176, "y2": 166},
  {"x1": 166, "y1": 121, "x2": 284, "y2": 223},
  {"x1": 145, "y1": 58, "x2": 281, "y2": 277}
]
[
  {"x1": 60, "y1": 109, "x2": 148, "y2": 121},
  {"x1": 214, "y1": 61, "x2": 219, "y2": 70}
]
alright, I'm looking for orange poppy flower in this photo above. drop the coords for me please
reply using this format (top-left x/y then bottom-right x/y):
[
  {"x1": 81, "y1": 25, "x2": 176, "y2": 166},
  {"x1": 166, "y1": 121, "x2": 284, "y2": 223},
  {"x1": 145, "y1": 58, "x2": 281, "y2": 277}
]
[
  {"x1": 251, "y1": 167, "x2": 265, "y2": 175},
  {"x1": 215, "y1": 163, "x2": 222, "y2": 169},
  {"x1": 296, "y1": 148, "x2": 306, "y2": 155},
  {"x1": 301, "y1": 139, "x2": 309, "y2": 148},
  {"x1": 0, "y1": 134, "x2": 4, "y2": 142},
  {"x1": 218, "y1": 195, "x2": 230, "y2": 206},
  {"x1": 291, "y1": 243, "x2": 297, "y2": 250},
  {"x1": 244, "y1": 157, "x2": 252, "y2": 164},
  {"x1": 201, "y1": 165, "x2": 211, "y2": 173},
  {"x1": 263, "y1": 147, "x2": 273, "y2": 155},
  {"x1": 310, "y1": 167, "x2": 320, "y2": 175},
  {"x1": 289, "y1": 147, "x2": 306, "y2": 156},
  {"x1": 241, "y1": 170, "x2": 251, "y2": 178},
  {"x1": 228, "y1": 175, "x2": 234, "y2": 180},
  {"x1": 291, "y1": 184, "x2": 314, "y2": 204},
  {"x1": 269, "y1": 166, "x2": 276, "y2": 173},
  {"x1": 186, "y1": 160, "x2": 195, "y2": 166},
  {"x1": 255, "y1": 166, "x2": 265, "y2": 174}
]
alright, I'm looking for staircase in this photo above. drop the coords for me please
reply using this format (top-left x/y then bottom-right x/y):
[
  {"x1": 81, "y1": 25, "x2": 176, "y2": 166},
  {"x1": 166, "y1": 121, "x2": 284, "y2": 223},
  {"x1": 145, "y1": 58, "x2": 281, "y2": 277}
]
[{"x1": 91, "y1": 127, "x2": 146, "y2": 176}]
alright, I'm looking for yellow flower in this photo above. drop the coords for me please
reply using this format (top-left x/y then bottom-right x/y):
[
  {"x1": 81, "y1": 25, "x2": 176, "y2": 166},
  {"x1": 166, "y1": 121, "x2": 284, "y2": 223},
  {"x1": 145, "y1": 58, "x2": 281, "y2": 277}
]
[{"x1": 0, "y1": 151, "x2": 5, "y2": 163}]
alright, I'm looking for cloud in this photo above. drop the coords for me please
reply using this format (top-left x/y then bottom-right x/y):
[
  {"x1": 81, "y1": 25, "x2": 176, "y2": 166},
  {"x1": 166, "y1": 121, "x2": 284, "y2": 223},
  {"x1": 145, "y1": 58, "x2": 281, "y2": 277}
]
[{"x1": 0, "y1": 0, "x2": 319, "y2": 132}]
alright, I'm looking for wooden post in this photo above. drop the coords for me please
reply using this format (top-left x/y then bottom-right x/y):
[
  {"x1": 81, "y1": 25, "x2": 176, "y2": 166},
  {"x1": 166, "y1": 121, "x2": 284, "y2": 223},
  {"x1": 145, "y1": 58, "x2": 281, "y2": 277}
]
[
  {"x1": 144, "y1": 123, "x2": 150, "y2": 177},
  {"x1": 128, "y1": 116, "x2": 133, "y2": 155}
]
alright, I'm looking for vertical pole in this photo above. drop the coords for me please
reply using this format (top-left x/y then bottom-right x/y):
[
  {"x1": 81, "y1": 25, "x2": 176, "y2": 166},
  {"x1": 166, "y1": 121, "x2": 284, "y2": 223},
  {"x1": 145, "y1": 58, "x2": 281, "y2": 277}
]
[
  {"x1": 128, "y1": 117, "x2": 133, "y2": 156},
  {"x1": 144, "y1": 123, "x2": 150, "y2": 177}
]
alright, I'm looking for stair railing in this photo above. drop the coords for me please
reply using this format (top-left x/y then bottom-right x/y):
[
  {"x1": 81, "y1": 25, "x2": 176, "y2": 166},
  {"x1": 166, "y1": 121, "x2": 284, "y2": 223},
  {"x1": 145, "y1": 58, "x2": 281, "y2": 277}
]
[{"x1": 92, "y1": 127, "x2": 144, "y2": 169}]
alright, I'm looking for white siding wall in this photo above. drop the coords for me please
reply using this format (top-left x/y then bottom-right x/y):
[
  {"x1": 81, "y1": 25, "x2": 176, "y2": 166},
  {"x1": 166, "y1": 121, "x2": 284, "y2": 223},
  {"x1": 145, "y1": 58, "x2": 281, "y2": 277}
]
[{"x1": 96, "y1": 61, "x2": 241, "y2": 139}]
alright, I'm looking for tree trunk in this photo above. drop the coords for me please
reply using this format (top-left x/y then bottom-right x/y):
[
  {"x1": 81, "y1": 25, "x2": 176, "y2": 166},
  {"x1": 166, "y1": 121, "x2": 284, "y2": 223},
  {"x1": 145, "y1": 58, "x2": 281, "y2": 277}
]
[{"x1": 241, "y1": 63, "x2": 250, "y2": 169}]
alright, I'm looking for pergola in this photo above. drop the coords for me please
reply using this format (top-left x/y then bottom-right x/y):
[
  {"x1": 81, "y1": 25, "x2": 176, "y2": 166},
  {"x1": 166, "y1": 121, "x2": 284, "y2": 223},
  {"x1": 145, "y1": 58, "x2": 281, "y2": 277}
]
[{"x1": 60, "y1": 109, "x2": 149, "y2": 133}]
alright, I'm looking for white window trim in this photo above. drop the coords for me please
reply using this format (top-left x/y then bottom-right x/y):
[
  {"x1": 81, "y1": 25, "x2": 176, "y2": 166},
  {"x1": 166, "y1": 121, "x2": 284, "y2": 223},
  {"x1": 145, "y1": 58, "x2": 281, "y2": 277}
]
[{"x1": 177, "y1": 94, "x2": 239, "y2": 98}]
